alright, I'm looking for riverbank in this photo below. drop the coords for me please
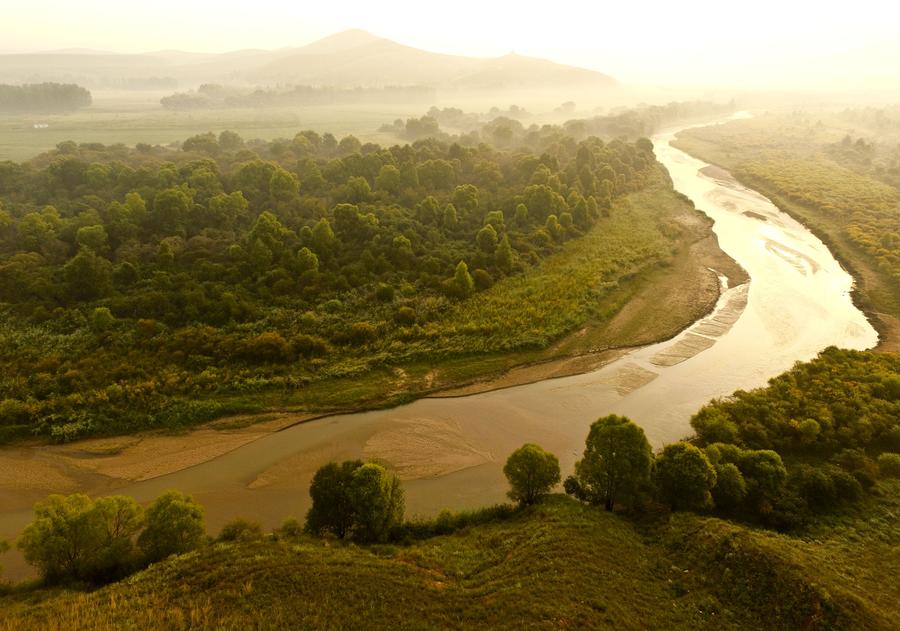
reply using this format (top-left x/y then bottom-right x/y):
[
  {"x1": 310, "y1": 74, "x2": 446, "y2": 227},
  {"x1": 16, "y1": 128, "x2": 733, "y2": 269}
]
[
  {"x1": 0, "y1": 183, "x2": 746, "y2": 510},
  {"x1": 672, "y1": 127, "x2": 900, "y2": 352}
]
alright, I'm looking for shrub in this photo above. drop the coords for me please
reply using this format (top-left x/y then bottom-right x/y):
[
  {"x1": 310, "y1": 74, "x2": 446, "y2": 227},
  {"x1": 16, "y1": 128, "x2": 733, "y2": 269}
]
[
  {"x1": 877, "y1": 452, "x2": 900, "y2": 477},
  {"x1": 218, "y1": 518, "x2": 263, "y2": 542},
  {"x1": 275, "y1": 518, "x2": 304, "y2": 541},
  {"x1": 711, "y1": 463, "x2": 747, "y2": 511}
]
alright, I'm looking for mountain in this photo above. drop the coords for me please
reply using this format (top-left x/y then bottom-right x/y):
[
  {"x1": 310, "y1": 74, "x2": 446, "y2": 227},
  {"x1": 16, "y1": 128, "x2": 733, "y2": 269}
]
[{"x1": 0, "y1": 30, "x2": 616, "y2": 91}]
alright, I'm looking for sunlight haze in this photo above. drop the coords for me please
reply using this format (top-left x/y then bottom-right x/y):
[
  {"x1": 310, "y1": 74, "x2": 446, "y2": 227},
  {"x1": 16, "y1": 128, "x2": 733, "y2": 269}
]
[{"x1": 2, "y1": 0, "x2": 899, "y2": 87}]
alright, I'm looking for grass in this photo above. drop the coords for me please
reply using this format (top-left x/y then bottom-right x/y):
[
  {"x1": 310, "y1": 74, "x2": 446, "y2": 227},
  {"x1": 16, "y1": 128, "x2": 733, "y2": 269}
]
[{"x1": 3, "y1": 488, "x2": 898, "y2": 630}]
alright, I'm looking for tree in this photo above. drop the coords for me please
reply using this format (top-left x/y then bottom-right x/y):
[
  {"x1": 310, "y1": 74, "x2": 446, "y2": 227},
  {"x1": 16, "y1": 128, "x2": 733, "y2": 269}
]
[
  {"x1": 306, "y1": 461, "x2": 403, "y2": 543},
  {"x1": 18, "y1": 494, "x2": 142, "y2": 584},
  {"x1": 75, "y1": 224, "x2": 109, "y2": 253},
  {"x1": 711, "y1": 463, "x2": 747, "y2": 510},
  {"x1": 311, "y1": 217, "x2": 336, "y2": 257},
  {"x1": 347, "y1": 463, "x2": 405, "y2": 543},
  {"x1": 495, "y1": 234, "x2": 515, "y2": 273},
  {"x1": 63, "y1": 248, "x2": 112, "y2": 302},
  {"x1": 503, "y1": 444, "x2": 561, "y2": 506},
  {"x1": 569, "y1": 415, "x2": 652, "y2": 511},
  {"x1": 19, "y1": 494, "x2": 98, "y2": 583},
  {"x1": 138, "y1": 490, "x2": 205, "y2": 563},
  {"x1": 654, "y1": 442, "x2": 717, "y2": 511},
  {"x1": 306, "y1": 460, "x2": 363, "y2": 539},
  {"x1": 445, "y1": 260, "x2": 475, "y2": 299},
  {"x1": 476, "y1": 224, "x2": 498, "y2": 253}
]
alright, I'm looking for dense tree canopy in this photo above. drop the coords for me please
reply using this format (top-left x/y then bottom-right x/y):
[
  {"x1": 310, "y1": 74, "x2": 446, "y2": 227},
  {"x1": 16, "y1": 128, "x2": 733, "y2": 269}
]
[{"x1": 0, "y1": 118, "x2": 668, "y2": 442}]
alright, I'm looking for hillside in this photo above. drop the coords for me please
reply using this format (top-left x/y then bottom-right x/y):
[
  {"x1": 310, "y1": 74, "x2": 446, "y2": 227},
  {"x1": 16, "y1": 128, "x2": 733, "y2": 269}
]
[
  {"x1": 0, "y1": 30, "x2": 616, "y2": 91},
  {"x1": 1, "y1": 491, "x2": 897, "y2": 630}
]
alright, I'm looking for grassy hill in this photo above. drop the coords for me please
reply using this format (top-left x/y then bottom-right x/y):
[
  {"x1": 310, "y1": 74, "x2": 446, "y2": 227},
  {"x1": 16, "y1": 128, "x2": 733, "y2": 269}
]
[{"x1": 2, "y1": 488, "x2": 897, "y2": 630}]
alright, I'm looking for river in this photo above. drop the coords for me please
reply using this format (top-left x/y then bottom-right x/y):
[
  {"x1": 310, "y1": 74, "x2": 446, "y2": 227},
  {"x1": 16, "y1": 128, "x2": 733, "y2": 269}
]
[{"x1": 0, "y1": 116, "x2": 879, "y2": 578}]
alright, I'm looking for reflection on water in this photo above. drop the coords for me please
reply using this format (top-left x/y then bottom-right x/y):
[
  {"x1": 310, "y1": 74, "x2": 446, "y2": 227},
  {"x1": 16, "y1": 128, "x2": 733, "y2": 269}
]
[{"x1": 0, "y1": 116, "x2": 879, "y2": 575}]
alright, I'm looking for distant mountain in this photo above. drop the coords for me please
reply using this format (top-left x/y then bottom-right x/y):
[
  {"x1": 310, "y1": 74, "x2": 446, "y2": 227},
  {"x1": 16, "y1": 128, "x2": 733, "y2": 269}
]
[{"x1": 0, "y1": 30, "x2": 616, "y2": 92}]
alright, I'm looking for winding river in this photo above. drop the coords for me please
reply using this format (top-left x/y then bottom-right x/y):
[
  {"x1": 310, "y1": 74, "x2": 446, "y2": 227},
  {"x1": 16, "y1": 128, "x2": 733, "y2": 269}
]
[{"x1": 0, "y1": 116, "x2": 879, "y2": 577}]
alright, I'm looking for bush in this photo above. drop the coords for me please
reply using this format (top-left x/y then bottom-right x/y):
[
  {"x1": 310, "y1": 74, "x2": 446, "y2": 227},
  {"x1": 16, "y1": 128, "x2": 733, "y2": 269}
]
[
  {"x1": 275, "y1": 518, "x2": 304, "y2": 541},
  {"x1": 711, "y1": 463, "x2": 747, "y2": 511},
  {"x1": 503, "y1": 443, "x2": 561, "y2": 506},
  {"x1": 877, "y1": 452, "x2": 900, "y2": 477},
  {"x1": 218, "y1": 518, "x2": 263, "y2": 542}
]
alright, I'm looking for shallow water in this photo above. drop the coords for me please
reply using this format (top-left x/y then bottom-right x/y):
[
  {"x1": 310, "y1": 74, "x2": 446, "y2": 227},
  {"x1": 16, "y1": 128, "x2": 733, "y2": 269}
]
[{"x1": 0, "y1": 116, "x2": 879, "y2": 576}]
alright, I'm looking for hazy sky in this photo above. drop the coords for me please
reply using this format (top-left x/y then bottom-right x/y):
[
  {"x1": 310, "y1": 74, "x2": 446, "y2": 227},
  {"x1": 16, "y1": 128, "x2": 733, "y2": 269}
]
[{"x1": 3, "y1": 0, "x2": 899, "y2": 87}]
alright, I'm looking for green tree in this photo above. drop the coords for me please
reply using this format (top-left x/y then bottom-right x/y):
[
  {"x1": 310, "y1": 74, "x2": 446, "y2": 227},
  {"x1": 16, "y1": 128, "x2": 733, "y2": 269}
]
[
  {"x1": 476, "y1": 224, "x2": 498, "y2": 253},
  {"x1": 311, "y1": 217, "x2": 336, "y2": 257},
  {"x1": 445, "y1": 260, "x2": 474, "y2": 299},
  {"x1": 503, "y1": 443, "x2": 561, "y2": 506},
  {"x1": 19, "y1": 494, "x2": 98, "y2": 583},
  {"x1": 18, "y1": 494, "x2": 142, "y2": 584},
  {"x1": 711, "y1": 463, "x2": 747, "y2": 510},
  {"x1": 137, "y1": 491, "x2": 205, "y2": 563},
  {"x1": 269, "y1": 166, "x2": 300, "y2": 203},
  {"x1": 570, "y1": 415, "x2": 652, "y2": 511},
  {"x1": 75, "y1": 224, "x2": 109, "y2": 253},
  {"x1": 654, "y1": 442, "x2": 717, "y2": 511},
  {"x1": 348, "y1": 463, "x2": 405, "y2": 543},
  {"x1": 63, "y1": 248, "x2": 112, "y2": 301},
  {"x1": 495, "y1": 234, "x2": 515, "y2": 273},
  {"x1": 306, "y1": 460, "x2": 363, "y2": 539}
]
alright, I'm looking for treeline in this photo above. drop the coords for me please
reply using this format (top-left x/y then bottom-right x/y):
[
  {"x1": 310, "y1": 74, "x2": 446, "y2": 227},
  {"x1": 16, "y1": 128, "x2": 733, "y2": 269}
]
[
  {"x1": 561, "y1": 100, "x2": 737, "y2": 140},
  {"x1": 379, "y1": 105, "x2": 530, "y2": 140},
  {"x1": 382, "y1": 100, "x2": 737, "y2": 146},
  {"x1": 0, "y1": 83, "x2": 92, "y2": 113},
  {"x1": 0, "y1": 122, "x2": 661, "y2": 441},
  {"x1": 7, "y1": 347, "x2": 898, "y2": 589},
  {"x1": 161, "y1": 83, "x2": 435, "y2": 109}
]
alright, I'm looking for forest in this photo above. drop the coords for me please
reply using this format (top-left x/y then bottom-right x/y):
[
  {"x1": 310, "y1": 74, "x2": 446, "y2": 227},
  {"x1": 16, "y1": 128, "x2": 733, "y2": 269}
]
[
  {"x1": 0, "y1": 83, "x2": 92, "y2": 113},
  {"x1": 0, "y1": 120, "x2": 679, "y2": 442}
]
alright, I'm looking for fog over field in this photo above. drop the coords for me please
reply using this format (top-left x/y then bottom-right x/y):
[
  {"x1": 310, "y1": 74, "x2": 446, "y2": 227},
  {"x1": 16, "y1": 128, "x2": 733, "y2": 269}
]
[{"x1": 2, "y1": 0, "x2": 899, "y2": 91}]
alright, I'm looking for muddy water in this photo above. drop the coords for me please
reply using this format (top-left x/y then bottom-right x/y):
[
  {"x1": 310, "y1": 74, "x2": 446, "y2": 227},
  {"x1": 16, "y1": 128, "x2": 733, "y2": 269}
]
[{"x1": 0, "y1": 116, "x2": 878, "y2": 578}]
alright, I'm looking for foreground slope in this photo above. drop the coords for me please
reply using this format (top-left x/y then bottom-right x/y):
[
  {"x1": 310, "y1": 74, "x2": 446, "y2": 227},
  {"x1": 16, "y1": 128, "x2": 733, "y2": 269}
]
[{"x1": 3, "y1": 490, "x2": 898, "y2": 630}]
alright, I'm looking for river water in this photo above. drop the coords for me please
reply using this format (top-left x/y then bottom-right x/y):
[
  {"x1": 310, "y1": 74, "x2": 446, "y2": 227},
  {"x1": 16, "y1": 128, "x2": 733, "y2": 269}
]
[{"x1": 0, "y1": 117, "x2": 879, "y2": 577}]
